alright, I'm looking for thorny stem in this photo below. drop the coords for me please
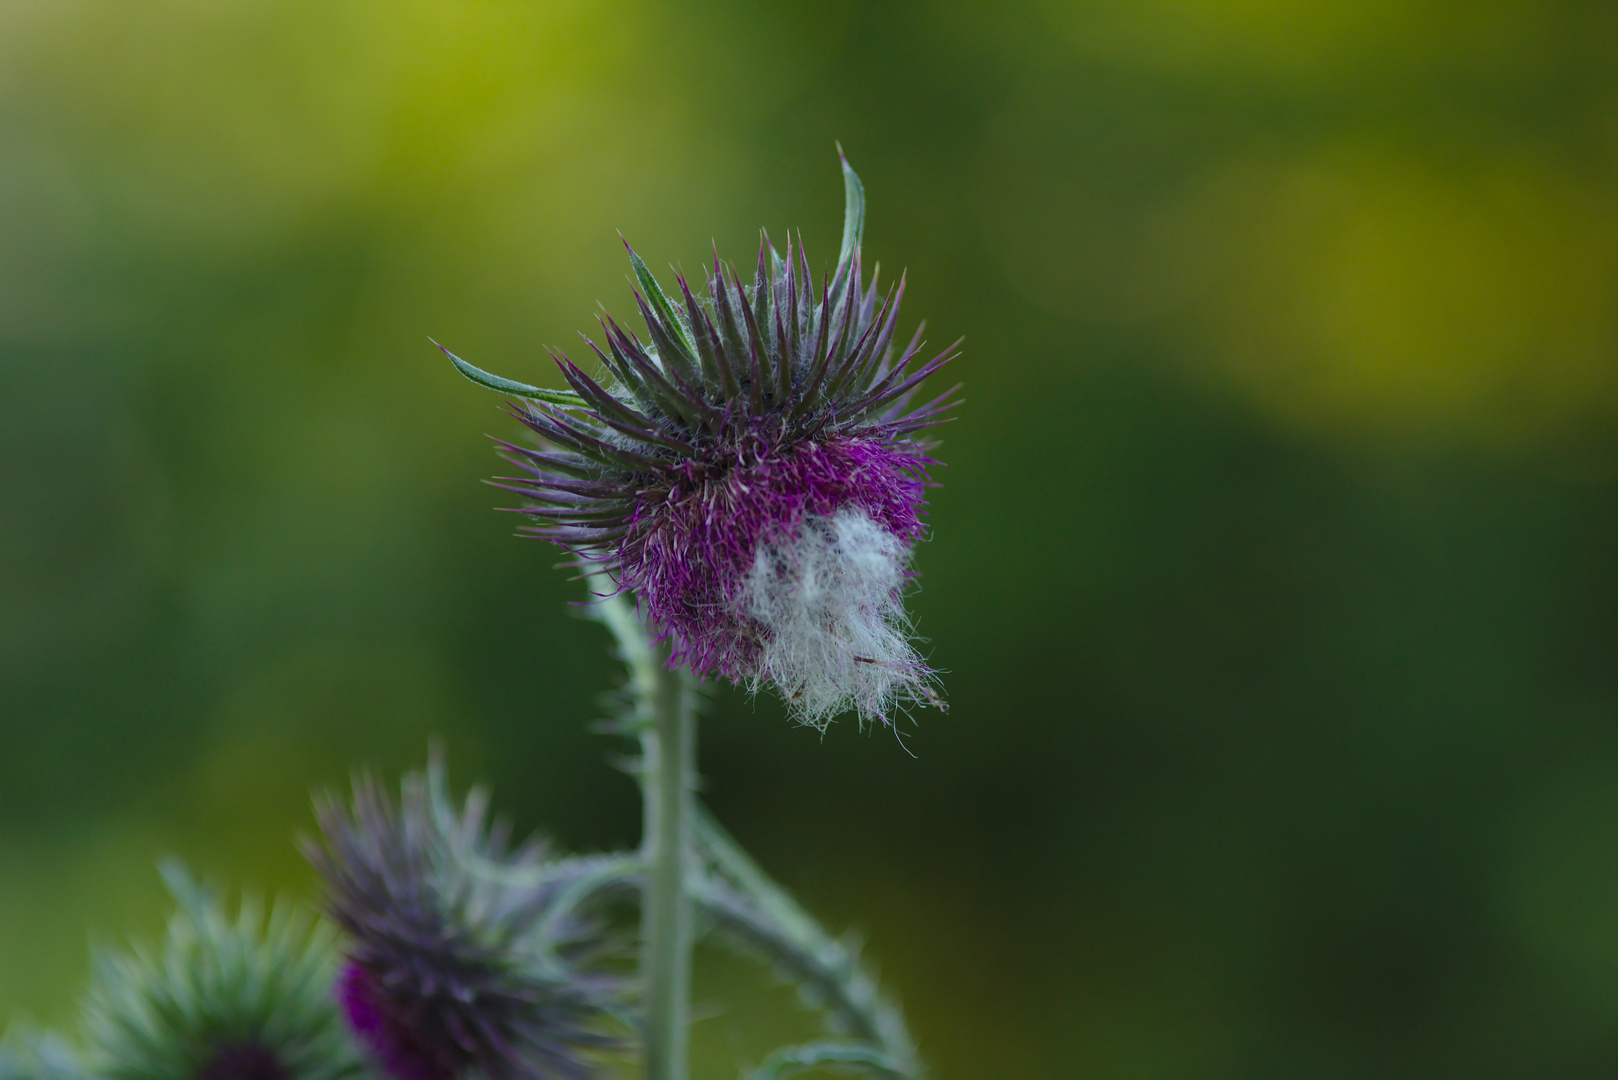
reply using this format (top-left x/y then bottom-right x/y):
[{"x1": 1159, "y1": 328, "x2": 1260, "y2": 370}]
[
  {"x1": 589, "y1": 574, "x2": 695, "y2": 1080},
  {"x1": 743, "y1": 1041, "x2": 905, "y2": 1080},
  {"x1": 586, "y1": 578, "x2": 926, "y2": 1080}
]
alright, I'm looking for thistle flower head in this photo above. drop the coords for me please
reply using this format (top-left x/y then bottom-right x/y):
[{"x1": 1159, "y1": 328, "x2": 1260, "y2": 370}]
[
  {"x1": 448, "y1": 151, "x2": 960, "y2": 728},
  {"x1": 305, "y1": 761, "x2": 618, "y2": 1080},
  {"x1": 77, "y1": 862, "x2": 363, "y2": 1080}
]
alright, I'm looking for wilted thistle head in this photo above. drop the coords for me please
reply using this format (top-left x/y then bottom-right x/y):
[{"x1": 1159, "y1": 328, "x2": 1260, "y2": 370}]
[
  {"x1": 305, "y1": 762, "x2": 618, "y2": 1080},
  {"x1": 78, "y1": 862, "x2": 363, "y2": 1080},
  {"x1": 448, "y1": 151, "x2": 960, "y2": 729}
]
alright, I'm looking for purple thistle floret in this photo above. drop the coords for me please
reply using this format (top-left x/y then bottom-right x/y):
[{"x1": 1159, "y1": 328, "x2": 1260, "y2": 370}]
[
  {"x1": 335, "y1": 963, "x2": 454, "y2": 1080},
  {"x1": 305, "y1": 764, "x2": 618, "y2": 1080},
  {"x1": 455, "y1": 152, "x2": 960, "y2": 728}
]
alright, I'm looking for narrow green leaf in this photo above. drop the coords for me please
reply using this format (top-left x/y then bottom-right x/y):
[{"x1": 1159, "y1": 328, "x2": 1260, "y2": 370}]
[
  {"x1": 836, "y1": 142, "x2": 865, "y2": 269},
  {"x1": 827, "y1": 146, "x2": 867, "y2": 315},
  {"x1": 436, "y1": 340, "x2": 584, "y2": 407},
  {"x1": 626, "y1": 246, "x2": 699, "y2": 360}
]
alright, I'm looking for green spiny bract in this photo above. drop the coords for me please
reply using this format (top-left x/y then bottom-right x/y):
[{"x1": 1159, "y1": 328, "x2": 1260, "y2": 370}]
[{"x1": 0, "y1": 1028, "x2": 87, "y2": 1080}]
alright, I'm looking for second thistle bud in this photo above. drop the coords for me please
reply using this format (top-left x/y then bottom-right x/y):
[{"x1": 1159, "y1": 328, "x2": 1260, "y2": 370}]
[{"x1": 305, "y1": 762, "x2": 620, "y2": 1080}]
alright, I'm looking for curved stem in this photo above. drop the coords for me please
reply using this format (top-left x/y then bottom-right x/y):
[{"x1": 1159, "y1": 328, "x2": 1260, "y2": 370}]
[
  {"x1": 746, "y1": 1041, "x2": 903, "y2": 1080},
  {"x1": 689, "y1": 868, "x2": 920, "y2": 1078}
]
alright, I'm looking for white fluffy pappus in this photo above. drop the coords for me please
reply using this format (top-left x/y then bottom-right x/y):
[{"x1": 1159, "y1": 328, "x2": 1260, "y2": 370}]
[{"x1": 739, "y1": 506, "x2": 935, "y2": 730}]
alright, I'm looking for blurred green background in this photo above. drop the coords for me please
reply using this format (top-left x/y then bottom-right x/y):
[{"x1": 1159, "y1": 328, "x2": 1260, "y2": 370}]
[{"x1": 2, "y1": 0, "x2": 1617, "y2": 1076}]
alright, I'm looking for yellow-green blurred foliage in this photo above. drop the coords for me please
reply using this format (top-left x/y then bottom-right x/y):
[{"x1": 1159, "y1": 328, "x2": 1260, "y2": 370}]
[{"x1": 2, "y1": 1, "x2": 1616, "y2": 1077}]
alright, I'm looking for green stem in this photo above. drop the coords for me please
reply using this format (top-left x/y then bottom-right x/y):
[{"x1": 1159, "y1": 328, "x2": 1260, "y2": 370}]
[
  {"x1": 588, "y1": 574, "x2": 694, "y2": 1080},
  {"x1": 641, "y1": 634, "x2": 695, "y2": 1080},
  {"x1": 586, "y1": 578, "x2": 922, "y2": 1079}
]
